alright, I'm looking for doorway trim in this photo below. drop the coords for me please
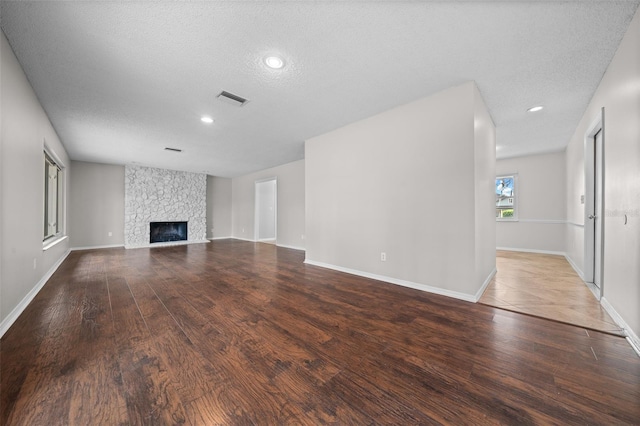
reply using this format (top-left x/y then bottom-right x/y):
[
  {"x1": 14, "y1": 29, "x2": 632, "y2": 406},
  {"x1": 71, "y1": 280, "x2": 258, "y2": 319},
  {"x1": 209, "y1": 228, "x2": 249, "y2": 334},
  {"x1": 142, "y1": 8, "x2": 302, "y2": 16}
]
[
  {"x1": 583, "y1": 107, "x2": 604, "y2": 300},
  {"x1": 254, "y1": 177, "x2": 278, "y2": 243}
]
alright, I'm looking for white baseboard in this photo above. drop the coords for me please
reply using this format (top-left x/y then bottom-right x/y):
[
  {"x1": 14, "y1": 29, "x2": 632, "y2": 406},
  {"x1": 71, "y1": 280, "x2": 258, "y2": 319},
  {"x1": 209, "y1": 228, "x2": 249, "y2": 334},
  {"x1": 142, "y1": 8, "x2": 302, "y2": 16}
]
[
  {"x1": 125, "y1": 239, "x2": 210, "y2": 249},
  {"x1": 208, "y1": 236, "x2": 233, "y2": 241},
  {"x1": 584, "y1": 281, "x2": 601, "y2": 300},
  {"x1": 231, "y1": 237, "x2": 256, "y2": 243},
  {"x1": 601, "y1": 298, "x2": 640, "y2": 358},
  {"x1": 303, "y1": 259, "x2": 477, "y2": 303},
  {"x1": 475, "y1": 268, "x2": 497, "y2": 302},
  {"x1": 564, "y1": 253, "x2": 585, "y2": 280},
  {"x1": 517, "y1": 219, "x2": 567, "y2": 224},
  {"x1": 277, "y1": 243, "x2": 305, "y2": 251},
  {"x1": 0, "y1": 249, "x2": 71, "y2": 338},
  {"x1": 227, "y1": 238, "x2": 305, "y2": 251},
  {"x1": 497, "y1": 247, "x2": 566, "y2": 256},
  {"x1": 43, "y1": 235, "x2": 69, "y2": 251},
  {"x1": 71, "y1": 243, "x2": 124, "y2": 251},
  {"x1": 562, "y1": 255, "x2": 638, "y2": 357}
]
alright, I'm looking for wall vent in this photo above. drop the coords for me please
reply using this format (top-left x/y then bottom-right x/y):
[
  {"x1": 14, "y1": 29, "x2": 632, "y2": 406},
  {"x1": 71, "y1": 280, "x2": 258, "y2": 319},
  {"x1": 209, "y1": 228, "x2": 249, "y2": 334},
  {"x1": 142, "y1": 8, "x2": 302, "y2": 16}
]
[
  {"x1": 217, "y1": 90, "x2": 249, "y2": 107},
  {"x1": 164, "y1": 147, "x2": 182, "y2": 152}
]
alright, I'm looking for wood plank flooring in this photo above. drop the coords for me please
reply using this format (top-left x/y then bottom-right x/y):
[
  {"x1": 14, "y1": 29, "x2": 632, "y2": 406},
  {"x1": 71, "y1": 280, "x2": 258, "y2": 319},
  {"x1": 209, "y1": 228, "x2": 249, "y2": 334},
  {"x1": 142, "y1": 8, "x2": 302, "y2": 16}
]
[
  {"x1": 2, "y1": 240, "x2": 639, "y2": 425},
  {"x1": 479, "y1": 251, "x2": 623, "y2": 335}
]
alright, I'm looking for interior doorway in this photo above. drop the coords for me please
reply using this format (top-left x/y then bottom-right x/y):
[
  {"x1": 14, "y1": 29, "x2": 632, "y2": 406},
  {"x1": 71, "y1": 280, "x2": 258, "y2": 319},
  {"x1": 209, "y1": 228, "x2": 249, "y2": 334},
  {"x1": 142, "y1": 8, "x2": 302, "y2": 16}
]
[
  {"x1": 584, "y1": 108, "x2": 604, "y2": 299},
  {"x1": 255, "y1": 178, "x2": 277, "y2": 243}
]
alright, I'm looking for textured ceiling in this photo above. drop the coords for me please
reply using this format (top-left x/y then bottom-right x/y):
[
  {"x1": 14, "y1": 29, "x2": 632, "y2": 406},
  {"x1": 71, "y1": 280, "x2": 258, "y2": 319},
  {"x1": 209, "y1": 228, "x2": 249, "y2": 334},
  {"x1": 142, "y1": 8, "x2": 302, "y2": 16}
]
[{"x1": 1, "y1": 1, "x2": 638, "y2": 177}]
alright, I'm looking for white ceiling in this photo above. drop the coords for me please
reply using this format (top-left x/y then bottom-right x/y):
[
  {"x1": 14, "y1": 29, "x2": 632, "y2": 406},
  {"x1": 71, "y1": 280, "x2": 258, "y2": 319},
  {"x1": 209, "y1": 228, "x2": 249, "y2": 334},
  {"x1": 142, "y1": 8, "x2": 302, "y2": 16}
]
[{"x1": 1, "y1": 1, "x2": 638, "y2": 177}]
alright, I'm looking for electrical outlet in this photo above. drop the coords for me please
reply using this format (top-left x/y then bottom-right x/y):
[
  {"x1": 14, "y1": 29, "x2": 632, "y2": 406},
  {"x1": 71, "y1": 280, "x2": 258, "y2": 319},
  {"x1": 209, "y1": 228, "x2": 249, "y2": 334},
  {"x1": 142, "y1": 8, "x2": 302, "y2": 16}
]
[
  {"x1": 381, "y1": 252, "x2": 387, "y2": 262},
  {"x1": 108, "y1": 231, "x2": 113, "y2": 237},
  {"x1": 301, "y1": 234, "x2": 305, "y2": 240},
  {"x1": 33, "y1": 258, "x2": 37, "y2": 270},
  {"x1": 242, "y1": 228, "x2": 245, "y2": 233}
]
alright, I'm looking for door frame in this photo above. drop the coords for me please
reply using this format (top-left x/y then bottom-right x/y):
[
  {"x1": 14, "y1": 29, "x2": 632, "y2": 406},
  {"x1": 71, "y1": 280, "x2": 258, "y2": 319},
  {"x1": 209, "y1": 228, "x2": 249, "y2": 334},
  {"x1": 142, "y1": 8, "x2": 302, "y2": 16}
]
[
  {"x1": 583, "y1": 107, "x2": 605, "y2": 299},
  {"x1": 254, "y1": 177, "x2": 278, "y2": 242}
]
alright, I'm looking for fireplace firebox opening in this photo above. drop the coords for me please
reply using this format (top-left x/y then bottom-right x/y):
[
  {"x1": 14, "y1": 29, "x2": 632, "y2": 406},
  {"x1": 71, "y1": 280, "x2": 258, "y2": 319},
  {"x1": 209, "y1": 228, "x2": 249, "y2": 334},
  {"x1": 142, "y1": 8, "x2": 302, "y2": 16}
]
[{"x1": 150, "y1": 221, "x2": 188, "y2": 244}]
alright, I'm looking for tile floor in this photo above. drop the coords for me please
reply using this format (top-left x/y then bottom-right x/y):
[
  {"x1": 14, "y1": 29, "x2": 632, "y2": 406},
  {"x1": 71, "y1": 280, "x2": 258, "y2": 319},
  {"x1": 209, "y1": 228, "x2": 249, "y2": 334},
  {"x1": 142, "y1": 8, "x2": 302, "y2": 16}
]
[{"x1": 479, "y1": 250, "x2": 623, "y2": 335}]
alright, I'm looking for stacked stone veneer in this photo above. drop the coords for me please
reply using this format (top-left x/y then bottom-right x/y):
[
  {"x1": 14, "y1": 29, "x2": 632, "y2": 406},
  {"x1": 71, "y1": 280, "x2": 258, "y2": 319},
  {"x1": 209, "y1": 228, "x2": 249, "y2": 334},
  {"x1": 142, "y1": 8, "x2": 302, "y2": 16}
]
[{"x1": 125, "y1": 166, "x2": 206, "y2": 248}]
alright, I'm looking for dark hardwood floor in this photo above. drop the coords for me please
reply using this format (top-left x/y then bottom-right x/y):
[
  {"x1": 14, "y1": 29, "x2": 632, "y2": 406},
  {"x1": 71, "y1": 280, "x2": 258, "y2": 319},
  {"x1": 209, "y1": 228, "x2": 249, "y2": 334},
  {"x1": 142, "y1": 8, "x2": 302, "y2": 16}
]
[{"x1": 2, "y1": 240, "x2": 639, "y2": 425}]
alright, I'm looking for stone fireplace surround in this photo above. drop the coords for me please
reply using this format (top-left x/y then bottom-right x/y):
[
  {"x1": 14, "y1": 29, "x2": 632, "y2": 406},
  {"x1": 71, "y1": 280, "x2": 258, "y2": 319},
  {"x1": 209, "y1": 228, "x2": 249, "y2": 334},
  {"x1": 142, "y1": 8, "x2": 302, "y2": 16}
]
[{"x1": 124, "y1": 165, "x2": 207, "y2": 248}]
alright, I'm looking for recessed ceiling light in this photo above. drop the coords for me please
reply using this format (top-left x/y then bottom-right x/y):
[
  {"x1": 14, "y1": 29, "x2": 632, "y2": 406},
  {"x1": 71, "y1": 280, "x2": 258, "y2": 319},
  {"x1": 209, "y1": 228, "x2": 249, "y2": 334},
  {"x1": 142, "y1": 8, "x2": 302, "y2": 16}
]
[
  {"x1": 264, "y1": 56, "x2": 284, "y2": 69},
  {"x1": 527, "y1": 105, "x2": 544, "y2": 113},
  {"x1": 201, "y1": 116, "x2": 214, "y2": 124}
]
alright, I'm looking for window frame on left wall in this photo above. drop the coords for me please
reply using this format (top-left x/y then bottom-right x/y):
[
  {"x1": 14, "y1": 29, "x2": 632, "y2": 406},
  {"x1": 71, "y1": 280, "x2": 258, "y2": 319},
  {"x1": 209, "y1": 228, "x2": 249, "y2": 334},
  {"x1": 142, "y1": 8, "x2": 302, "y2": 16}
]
[{"x1": 43, "y1": 149, "x2": 65, "y2": 244}]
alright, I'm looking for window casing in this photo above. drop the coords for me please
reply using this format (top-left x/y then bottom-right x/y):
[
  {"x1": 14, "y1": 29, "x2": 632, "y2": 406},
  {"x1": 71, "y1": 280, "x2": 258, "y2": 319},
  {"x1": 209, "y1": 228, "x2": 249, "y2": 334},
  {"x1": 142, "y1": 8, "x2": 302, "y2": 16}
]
[
  {"x1": 496, "y1": 175, "x2": 517, "y2": 220},
  {"x1": 44, "y1": 152, "x2": 62, "y2": 241}
]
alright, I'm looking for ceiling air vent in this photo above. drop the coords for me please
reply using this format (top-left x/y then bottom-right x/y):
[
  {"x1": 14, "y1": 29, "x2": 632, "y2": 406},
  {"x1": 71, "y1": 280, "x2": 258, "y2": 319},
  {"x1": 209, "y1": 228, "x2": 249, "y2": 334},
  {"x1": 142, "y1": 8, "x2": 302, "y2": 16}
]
[
  {"x1": 217, "y1": 90, "x2": 249, "y2": 107},
  {"x1": 164, "y1": 147, "x2": 182, "y2": 152}
]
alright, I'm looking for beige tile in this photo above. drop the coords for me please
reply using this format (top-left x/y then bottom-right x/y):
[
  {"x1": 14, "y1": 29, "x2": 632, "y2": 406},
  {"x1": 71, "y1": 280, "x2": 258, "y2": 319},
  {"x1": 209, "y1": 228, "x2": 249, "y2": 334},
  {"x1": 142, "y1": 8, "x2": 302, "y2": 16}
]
[{"x1": 479, "y1": 251, "x2": 623, "y2": 335}]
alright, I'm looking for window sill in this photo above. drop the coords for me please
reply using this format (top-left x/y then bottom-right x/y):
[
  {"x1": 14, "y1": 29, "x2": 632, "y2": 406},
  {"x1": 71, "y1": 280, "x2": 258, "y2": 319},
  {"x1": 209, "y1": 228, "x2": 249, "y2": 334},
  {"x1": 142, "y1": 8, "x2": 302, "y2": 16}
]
[{"x1": 43, "y1": 235, "x2": 68, "y2": 251}]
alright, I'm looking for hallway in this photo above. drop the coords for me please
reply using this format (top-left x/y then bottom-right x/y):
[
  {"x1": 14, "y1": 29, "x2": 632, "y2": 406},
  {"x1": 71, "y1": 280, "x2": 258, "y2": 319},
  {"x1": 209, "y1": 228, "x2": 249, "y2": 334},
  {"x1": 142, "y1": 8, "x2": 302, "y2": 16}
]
[{"x1": 479, "y1": 251, "x2": 623, "y2": 335}]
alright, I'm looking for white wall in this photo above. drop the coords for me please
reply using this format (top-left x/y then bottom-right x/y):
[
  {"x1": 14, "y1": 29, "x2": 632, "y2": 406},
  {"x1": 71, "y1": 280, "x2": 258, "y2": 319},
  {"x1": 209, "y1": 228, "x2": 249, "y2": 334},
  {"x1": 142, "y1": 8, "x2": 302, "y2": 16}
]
[
  {"x1": 496, "y1": 151, "x2": 566, "y2": 253},
  {"x1": 565, "y1": 8, "x2": 640, "y2": 341},
  {"x1": 231, "y1": 160, "x2": 305, "y2": 250},
  {"x1": 206, "y1": 176, "x2": 232, "y2": 239},
  {"x1": 1, "y1": 31, "x2": 70, "y2": 330},
  {"x1": 69, "y1": 161, "x2": 125, "y2": 249},
  {"x1": 305, "y1": 82, "x2": 495, "y2": 300},
  {"x1": 474, "y1": 84, "x2": 497, "y2": 287},
  {"x1": 0, "y1": 30, "x2": 4, "y2": 325},
  {"x1": 566, "y1": 137, "x2": 585, "y2": 274}
]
